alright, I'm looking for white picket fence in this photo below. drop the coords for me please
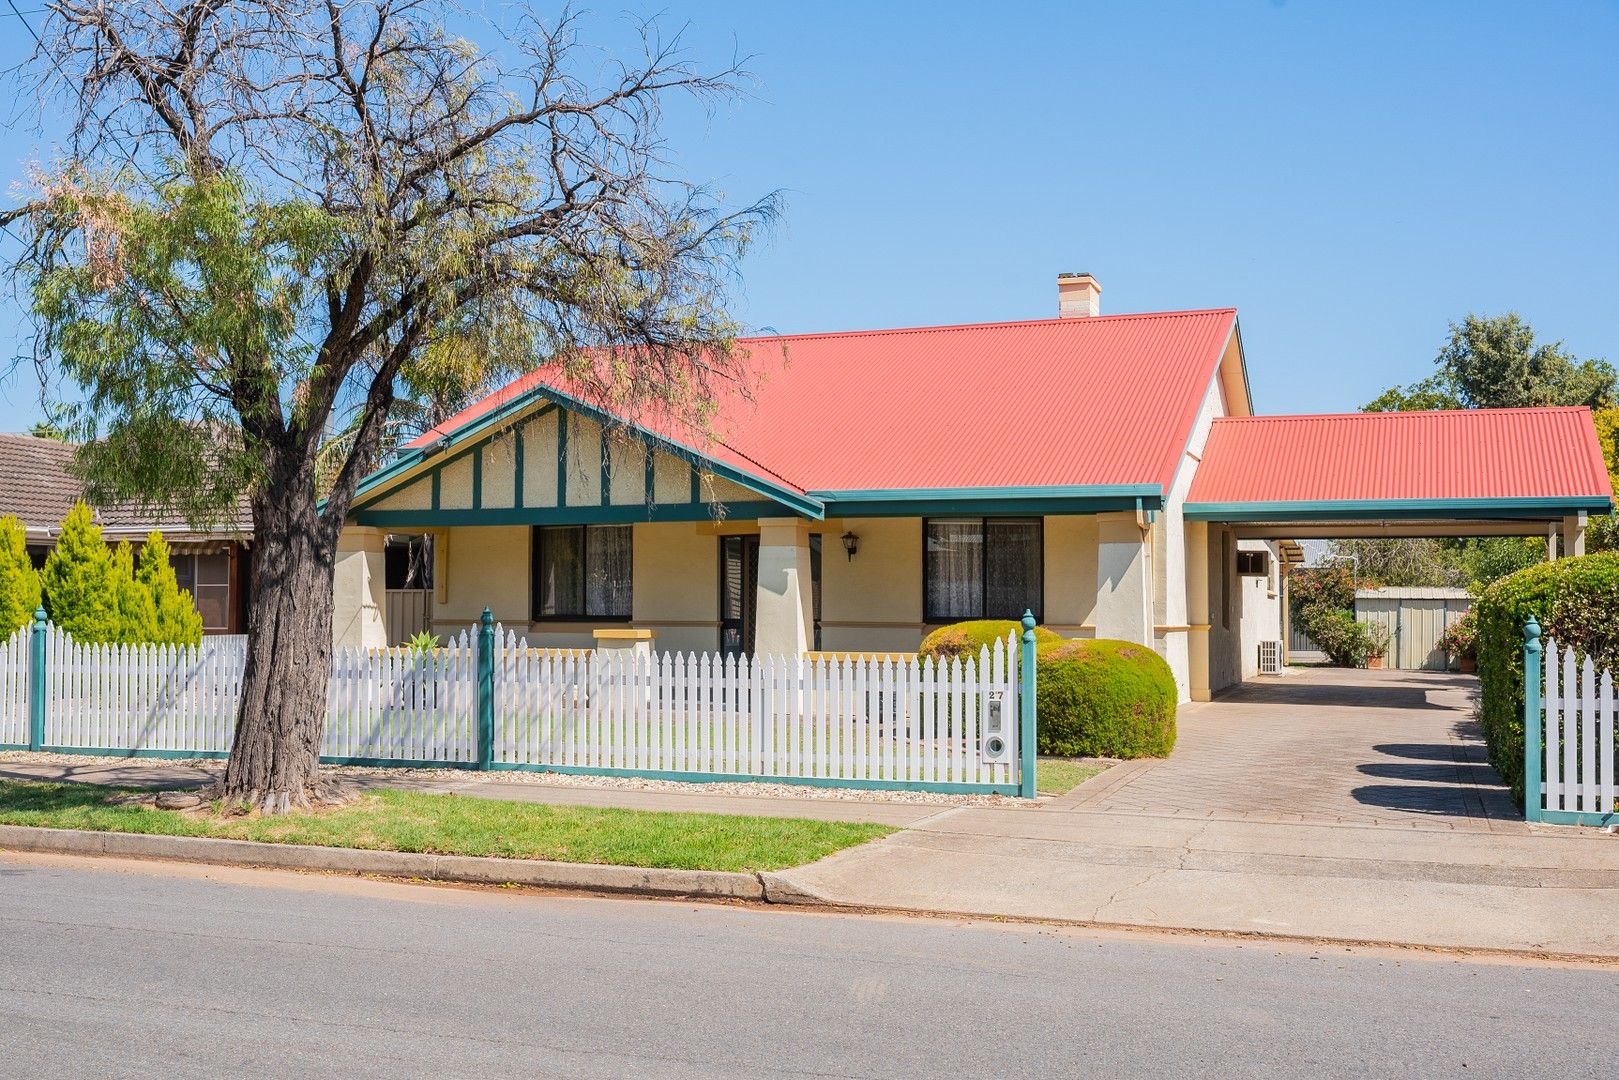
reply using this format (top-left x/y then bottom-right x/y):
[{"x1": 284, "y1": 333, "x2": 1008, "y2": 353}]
[
  {"x1": 1540, "y1": 639, "x2": 1617, "y2": 816},
  {"x1": 492, "y1": 630, "x2": 1020, "y2": 786},
  {"x1": 0, "y1": 627, "x2": 26, "y2": 747},
  {"x1": 5, "y1": 621, "x2": 1023, "y2": 791},
  {"x1": 324, "y1": 629, "x2": 477, "y2": 762}
]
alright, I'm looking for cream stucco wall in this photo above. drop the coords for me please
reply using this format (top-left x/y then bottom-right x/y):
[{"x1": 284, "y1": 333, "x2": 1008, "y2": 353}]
[
  {"x1": 1044, "y1": 514, "x2": 1098, "y2": 636},
  {"x1": 1205, "y1": 525, "x2": 1244, "y2": 694},
  {"x1": 819, "y1": 517, "x2": 924, "y2": 652},
  {"x1": 632, "y1": 521, "x2": 720, "y2": 653}
]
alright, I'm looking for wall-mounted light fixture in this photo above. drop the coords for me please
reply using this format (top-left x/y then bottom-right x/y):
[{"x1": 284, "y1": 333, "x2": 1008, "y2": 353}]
[{"x1": 840, "y1": 531, "x2": 859, "y2": 561}]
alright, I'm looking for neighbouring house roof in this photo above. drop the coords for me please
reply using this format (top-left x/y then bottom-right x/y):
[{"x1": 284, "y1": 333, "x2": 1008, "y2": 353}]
[
  {"x1": 1184, "y1": 408, "x2": 1614, "y2": 520},
  {"x1": 382, "y1": 308, "x2": 1244, "y2": 515},
  {"x1": 0, "y1": 432, "x2": 252, "y2": 543}
]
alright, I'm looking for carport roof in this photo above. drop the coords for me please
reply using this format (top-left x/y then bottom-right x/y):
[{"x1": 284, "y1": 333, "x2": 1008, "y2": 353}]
[{"x1": 1184, "y1": 407, "x2": 1614, "y2": 522}]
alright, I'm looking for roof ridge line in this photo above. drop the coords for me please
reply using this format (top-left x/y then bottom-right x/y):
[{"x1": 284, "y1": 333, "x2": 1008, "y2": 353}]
[
  {"x1": 1215, "y1": 405, "x2": 1594, "y2": 422},
  {"x1": 737, "y1": 308, "x2": 1237, "y2": 345}
]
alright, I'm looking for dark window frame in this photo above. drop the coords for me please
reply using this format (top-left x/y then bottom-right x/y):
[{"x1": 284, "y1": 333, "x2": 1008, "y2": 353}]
[
  {"x1": 1236, "y1": 550, "x2": 1269, "y2": 577},
  {"x1": 529, "y1": 524, "x2": 634, "y2": 623},
  {"x1": 921, "y1": 517, "x2": 1044, "y2": 625}
]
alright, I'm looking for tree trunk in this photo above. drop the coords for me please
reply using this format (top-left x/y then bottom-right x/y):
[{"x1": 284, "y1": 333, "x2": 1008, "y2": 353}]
[{"x1": 219, "y1": 466, "x2": 341, "y2": 813}]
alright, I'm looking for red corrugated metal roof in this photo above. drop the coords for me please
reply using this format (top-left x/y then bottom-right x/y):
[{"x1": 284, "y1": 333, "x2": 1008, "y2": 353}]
[
  {"x1": 406, "y1": 309, "x2": 1240, "y2": 495},
  {"x1": 1185, "y1": 408, "x2": 1614, "y2": 506}
]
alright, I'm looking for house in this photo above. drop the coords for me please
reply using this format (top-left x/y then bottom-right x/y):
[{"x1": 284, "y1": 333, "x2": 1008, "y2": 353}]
[
  {"x1": 332, "y1": 273, "x2": 1614, "y2": 701},
  {"x1": 0, "y1": 432, "x2": 253, "y2": 634}
]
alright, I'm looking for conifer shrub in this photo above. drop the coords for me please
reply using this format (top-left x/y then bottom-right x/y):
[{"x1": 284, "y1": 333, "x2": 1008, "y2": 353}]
[
  {"x1": 137, "y1": 532, "x2": 203, "y2": 645},
  {"x1": 0, "y1": 515, "x2": 41, "y2": 637},
  {"x1": 41, "y1": 502, "x2": 120, "y2": 643}
]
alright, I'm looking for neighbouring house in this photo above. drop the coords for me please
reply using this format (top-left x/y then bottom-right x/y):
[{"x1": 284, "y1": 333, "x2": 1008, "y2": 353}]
[
  {"x1": 331, "y1": 273, "x2": 1614, "y2": 701},
  {"x1": 0, "y1": 432, "x2": 253, "y2": 635}
]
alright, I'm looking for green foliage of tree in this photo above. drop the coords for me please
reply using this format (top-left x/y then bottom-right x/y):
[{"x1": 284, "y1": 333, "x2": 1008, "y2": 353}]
[
  {"x1": 41, "y1": 502, "x2": 119, "y2": 642},
  {"x1": 110, "y1": 540, "x2": 158, "y2": 644},
  {"x1": 137, "y1": 533, "x2": 203, "y2": 646},
  {"x1": 1328, "y1": 538, "x2": 1465, "y2": 588},
  {"x1": 0, "y1": 515, "x2": 42, "y2": 636},
  {"x1": 1288, "y1": 564, "x2": 1379, "y2": 666},
  {"x1": 1583, "y1": 407, "x2": 1619, "y2": 553},
  {"x1": 1365, "y1": 313, "x2": 1615, "y2": 413}
]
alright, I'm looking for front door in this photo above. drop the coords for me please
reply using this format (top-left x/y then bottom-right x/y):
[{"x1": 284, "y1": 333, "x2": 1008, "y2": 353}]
[{"x1": 720, "y1": 534, "x2": 822, "y2": 656}]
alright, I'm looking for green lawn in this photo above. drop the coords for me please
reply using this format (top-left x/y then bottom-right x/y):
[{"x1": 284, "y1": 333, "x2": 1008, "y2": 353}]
[
  {"x1": 0, "y1": 781, "x2": 894, "y2": 873},
  {"x1": 1036, "y1": 757, "x2": 1106, "y2": 795}
]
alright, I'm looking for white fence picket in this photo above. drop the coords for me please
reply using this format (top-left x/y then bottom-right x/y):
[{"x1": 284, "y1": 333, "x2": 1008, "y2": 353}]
[
  {"x1": 0, "y1": 627, "x2": 26, "y2": 746},
  {"x1": 1538, "y1": 638, "x2": 1619, "y2": 820}
]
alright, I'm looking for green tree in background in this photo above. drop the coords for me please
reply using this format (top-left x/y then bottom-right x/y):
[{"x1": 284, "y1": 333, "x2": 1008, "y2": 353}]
[
  {"x1": 0, "y1": 515, "x2": 42, "y2": 636},
  {"x1": 137, "y1": 532, "x2": 203, "y2": 646},
  {"x1": 110, "y1": 540, "x2": 158, "y2": 644},
  {"x1": 1365, "y1": 313, "x2": 1615, "y2": 413},
  {"x1": 41, "y1": 502, "x2": 119, "y2": 642}
]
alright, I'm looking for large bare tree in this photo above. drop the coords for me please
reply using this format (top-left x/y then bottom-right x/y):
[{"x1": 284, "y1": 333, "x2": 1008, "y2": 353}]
[{"x1": 3, "y1": 0, "x2": 773, "y2": 811}]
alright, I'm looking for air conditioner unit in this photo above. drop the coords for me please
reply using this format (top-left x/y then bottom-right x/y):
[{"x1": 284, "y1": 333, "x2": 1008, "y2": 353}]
[{"x1": 1258, "y1": 640, "x2": 1283, "y2": 675}]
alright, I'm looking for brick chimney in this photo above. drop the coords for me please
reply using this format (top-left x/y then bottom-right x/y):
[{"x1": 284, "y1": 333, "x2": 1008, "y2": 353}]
[{"x1": 1057, "y1": 272, "x2": 1101, "y2": 318}]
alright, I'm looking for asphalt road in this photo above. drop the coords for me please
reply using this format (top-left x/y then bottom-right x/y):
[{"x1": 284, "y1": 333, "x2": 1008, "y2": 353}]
[{"x1": 1, "y1": 852, "x2": 1614, "y2": 1079}]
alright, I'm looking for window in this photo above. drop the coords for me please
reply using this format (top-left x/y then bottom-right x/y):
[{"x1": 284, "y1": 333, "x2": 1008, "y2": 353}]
[
  {"x1": 923, "y1": 518, "x2": 1042, "y2": 623},
  {"x1": 1236, "y1": 551, "x2": 1269, "y2": 577},
  {"x1": 170, "y1": 551, "x2": 233, "y2": 632},
  {"x1": 385, "y1": 535, "x2": 434, "y2": 590},
  {"x1": 531, "y1": 525, "x2": 632, "y2": 621}
]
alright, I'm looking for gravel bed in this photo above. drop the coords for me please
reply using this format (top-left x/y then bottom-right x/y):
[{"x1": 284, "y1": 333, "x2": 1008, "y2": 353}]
[{"x1": 0, "y1": 750, "x2": 1035, "y2": 806}]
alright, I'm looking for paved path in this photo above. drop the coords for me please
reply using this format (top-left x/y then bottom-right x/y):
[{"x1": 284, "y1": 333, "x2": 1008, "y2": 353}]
[
  {"x1": 1061, "y1": 667, "x2": 1517, "y2": 828},
  {"x1": 4, "y1": 850, "x2": 1617, "y2": 1079},
  {"x1": 782, "y1": 668, "x2": 1619, "y2": 955}
]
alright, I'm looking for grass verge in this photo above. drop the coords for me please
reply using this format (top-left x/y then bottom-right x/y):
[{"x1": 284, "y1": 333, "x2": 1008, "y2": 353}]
[
  {"x1": 0, "y1": 781, "x2": 894, "y2": 873},
  {"x1": 1036, "y1": 757, "x2": 1107, "y2": 795}
]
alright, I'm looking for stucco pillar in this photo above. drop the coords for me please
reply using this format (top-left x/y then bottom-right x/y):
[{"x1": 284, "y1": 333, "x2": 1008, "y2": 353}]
[
  {"x1": 333, "y1": 526, "x2": 388, "y2": 649},
  {"x1": 1547, "y1": 522, "x2": 1558, "y2": 561},
  {"x1": 1094, "y1": 510, "x2": 1153, "y2": 647},
  {"x1": 754, "y1": 518, "x2": 814, "y2": 657},
  {"x1": 1563, "y1": 513, "x2": 1587, "y2": 558},
  {"x1": 1184, "y1": 520, "x2": 1212, "y2": 702}
]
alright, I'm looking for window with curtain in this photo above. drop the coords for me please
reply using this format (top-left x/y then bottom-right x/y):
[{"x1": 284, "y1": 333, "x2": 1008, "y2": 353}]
[
  {"x1": 923, "y1": 518, "x2": 1042, "y2": 623},
  {"x1": 531, "y1": 525, "x2": 632, "y2": 620}
]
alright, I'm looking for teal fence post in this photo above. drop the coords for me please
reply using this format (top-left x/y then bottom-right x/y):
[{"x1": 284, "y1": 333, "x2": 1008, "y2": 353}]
[
  {"x1": 28, "y1": 607, "x2": 46, "y2": 751},
  {"x1": 477, "y1": 607, "x2": 495, "y2": 770},
  {"x1": 1523, "y1": 616, "x2": 1543, "y2": 822},
  {"x1": 1019, "y1": 610, "x2": 1037, "y2": 799}
]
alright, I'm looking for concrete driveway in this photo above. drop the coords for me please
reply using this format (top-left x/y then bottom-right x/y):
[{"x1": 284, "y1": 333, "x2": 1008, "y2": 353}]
[
  {"x1": 1064, "y1": 666, "x2": 1519, "y2": 829},
  {"x1": 781, "y1": 665, "x2": 1619, "y2": 956}
]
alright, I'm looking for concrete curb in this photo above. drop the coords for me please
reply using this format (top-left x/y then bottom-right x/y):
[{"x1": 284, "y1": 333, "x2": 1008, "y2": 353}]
[{"x1": 0, "y1": 825, "x2": 766, "y2": 901}]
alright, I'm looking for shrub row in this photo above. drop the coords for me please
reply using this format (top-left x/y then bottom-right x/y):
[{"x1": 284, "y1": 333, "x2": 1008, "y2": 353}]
[{"x1": 1475, "y1": 553, "x2": 1619, "y2": 800}]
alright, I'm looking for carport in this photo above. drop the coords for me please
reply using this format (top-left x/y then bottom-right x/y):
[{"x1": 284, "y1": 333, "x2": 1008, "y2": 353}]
[{"x1": 1181, "y1": 406, "x2": 1614, "y2": 699}]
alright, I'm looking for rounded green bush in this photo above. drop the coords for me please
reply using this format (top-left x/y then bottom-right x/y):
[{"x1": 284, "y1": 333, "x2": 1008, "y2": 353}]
[
  {"x1": 918, "y1": 619, "x2": 1062, "y2": 661},
  {"x1": 1036, "y1": 639, "x2": 1177, "y2": 759},
  {"x1": 1474, "y1": 552, "x2": 1619, "y2": 800}
]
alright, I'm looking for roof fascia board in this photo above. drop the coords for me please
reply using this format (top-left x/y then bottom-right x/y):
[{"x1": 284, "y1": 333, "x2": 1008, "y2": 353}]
[
  {"x1": 1184, "y1": 496, "x2": 1614, "y2": 523},
  {"x1": 820, "y1": 484, "x2": 1164, "y2": 517},
  {"x1": 353, "y1": 500, "x2": 790, "y2": 528}
]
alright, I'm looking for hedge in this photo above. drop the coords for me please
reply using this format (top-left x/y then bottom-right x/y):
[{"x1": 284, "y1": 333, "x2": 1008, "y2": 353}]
[
  {"x1": 918, "y1": 619, "x2": 1061, "y2": 661},
  {"x1": 1474, "y1": 553, "x2": 1619, "y2": 800},
  {"x1": 1036, "y1": 639, "x2": 1177, "y2": 759}
]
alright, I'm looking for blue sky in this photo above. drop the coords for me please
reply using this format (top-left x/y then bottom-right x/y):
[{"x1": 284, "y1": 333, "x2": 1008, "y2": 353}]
[{"x1": 0, "y1": 0, "x2": 1614, "y2": 430}]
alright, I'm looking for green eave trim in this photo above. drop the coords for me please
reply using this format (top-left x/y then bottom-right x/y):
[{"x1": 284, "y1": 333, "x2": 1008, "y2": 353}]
[
  {"x1": 354, "y1": 501, "x2": 791, "y2": 528},
  {"x1": 1182, "y1": 496, "x2": 1614, "y2": 523},
  {"x1": 818, "y1": 485, "x2": 1164, "y2": 518}
]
